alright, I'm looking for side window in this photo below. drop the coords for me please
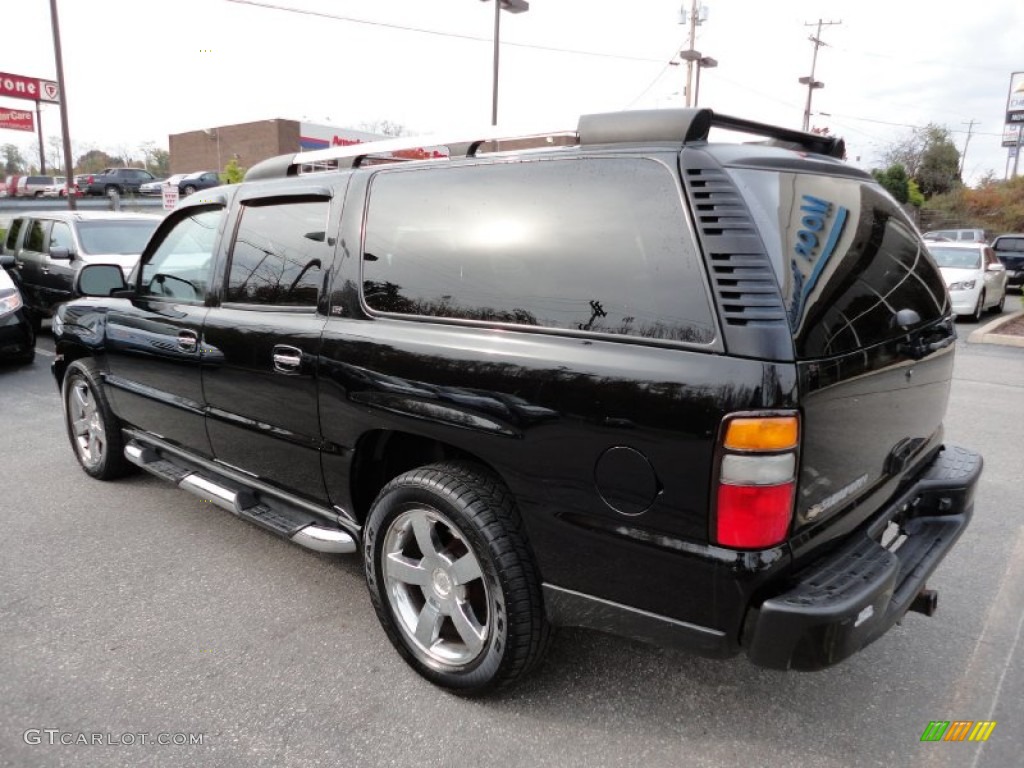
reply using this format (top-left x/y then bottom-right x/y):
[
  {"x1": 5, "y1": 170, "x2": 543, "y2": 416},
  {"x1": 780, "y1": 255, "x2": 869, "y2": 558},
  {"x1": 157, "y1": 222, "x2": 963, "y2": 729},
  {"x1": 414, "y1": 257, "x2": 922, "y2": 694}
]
[
  {"x1": 5, "y1": 218, "x2": 24, "y2": 250},
  {"x1": 25, "y1": 220, "x2": 49, "y2": 252},
  {"x1": 361, "y1": 159, "x2": 715, "y2": 344},
  {"x1": 139, "y1": 207, "x2": 223, "y2": 302},
  {"x1": 225, "y1": 197, "x2": 330, "y2": 307},
  {"x1": 48, "y1": 221, "x2": 74, "y2": 251}
]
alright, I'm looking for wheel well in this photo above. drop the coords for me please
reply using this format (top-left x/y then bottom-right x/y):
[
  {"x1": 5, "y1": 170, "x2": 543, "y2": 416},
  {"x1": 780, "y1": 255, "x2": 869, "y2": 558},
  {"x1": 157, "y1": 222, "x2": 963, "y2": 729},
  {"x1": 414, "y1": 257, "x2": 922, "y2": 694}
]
[
  {"x1": 350, "y1": 430, "x2": 501, "y2": 524},
  {"x1": 52, "y1": 343, "x2": 92, "y2": 388}
]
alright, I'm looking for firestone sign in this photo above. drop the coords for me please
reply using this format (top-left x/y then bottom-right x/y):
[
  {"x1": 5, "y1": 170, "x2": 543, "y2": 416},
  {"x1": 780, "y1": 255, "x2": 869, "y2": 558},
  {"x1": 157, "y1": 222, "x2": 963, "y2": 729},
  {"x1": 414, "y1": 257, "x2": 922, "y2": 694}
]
[{"x1": 0, "y1": 71, "x2": 60, "y2": 103}]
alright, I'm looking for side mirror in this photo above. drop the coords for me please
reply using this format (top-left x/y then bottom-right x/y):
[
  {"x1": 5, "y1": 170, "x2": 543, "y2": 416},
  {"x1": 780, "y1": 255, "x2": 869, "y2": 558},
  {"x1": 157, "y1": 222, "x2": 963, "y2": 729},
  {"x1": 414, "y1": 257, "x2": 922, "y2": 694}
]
[
  {"x1": 49, "y1": 245, "x2": 72, "y2": 261},
  {"x1": 986, "y1": 262, "x2": 1005, "y2": 272},
  {"x1": 76, "y1": 263, "x2": 128, "y2": 297},
  {"x1": 0, "y1": 253, "x2": 14, "y2": 270}
]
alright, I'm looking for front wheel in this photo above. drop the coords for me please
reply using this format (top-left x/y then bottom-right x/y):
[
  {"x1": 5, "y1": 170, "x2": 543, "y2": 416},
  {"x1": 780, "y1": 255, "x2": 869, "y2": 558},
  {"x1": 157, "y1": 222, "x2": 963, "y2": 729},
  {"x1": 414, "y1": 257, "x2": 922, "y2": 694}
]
[
  {"x1": 182, "y1": 184, "x2": 197, "y2": 195},
  {"x1": 364, "y1": 462, "x2": 549, "y2": 695},
  {"x1": 993, "y1": 291, "x2": 1005, "y2": 313},
  {"x1": 62, "y1": 360, "x2": 131, "y2": 480},
  {"x1": 105, "y1": 185, "x2": 120, "y2": 198}
]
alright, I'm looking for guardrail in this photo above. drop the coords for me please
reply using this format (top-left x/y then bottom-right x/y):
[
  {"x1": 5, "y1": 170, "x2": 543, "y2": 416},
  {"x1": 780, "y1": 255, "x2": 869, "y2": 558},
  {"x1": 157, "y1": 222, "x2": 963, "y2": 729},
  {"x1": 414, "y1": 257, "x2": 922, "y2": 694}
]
[{"x1": 0, "y1": 195, "x2": 167, "y2": 213}]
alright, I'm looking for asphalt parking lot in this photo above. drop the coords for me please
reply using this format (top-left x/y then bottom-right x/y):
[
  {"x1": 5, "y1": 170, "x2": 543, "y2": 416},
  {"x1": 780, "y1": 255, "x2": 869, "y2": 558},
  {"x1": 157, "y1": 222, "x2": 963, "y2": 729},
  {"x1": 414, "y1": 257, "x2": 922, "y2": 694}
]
[{"x1": 1, "y1": 320, "x2": 1022, "y2": 768}]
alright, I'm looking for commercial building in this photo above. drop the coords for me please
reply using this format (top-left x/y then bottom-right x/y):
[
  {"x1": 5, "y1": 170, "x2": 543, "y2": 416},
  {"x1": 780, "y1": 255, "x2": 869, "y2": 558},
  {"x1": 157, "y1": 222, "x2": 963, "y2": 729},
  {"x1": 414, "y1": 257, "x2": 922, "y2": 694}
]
[{"x1": 168, "y1": 119, "x2": 384, "y2": 175}]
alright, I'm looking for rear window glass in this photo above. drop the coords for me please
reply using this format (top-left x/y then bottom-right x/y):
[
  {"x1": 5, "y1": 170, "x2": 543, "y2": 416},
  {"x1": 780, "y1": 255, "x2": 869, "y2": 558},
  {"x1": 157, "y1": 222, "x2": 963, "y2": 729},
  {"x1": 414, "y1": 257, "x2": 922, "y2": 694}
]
[
  {"x1": 361, "y1": 158, "x2": 715, "y2": 344},
  {"x1": 77, "y1": 220, "x2": 159, "y2": 255},
  {"x1": 994, "y1": 237, "x2": 1024, "y2": 252},
  {"x1": 927, "y1": 246, "x2": 982, "y2": 269},
  {"x1": 728, "y1": 169, "x2": 949, "y2": 358}
]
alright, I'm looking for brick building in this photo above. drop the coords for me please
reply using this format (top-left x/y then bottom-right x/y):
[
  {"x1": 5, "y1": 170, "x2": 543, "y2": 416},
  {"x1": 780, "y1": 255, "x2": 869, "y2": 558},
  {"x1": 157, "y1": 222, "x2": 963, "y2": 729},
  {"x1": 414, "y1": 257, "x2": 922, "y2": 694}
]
[{"x1": 169, "y1": 119, "x2": 384, "y2": 175}]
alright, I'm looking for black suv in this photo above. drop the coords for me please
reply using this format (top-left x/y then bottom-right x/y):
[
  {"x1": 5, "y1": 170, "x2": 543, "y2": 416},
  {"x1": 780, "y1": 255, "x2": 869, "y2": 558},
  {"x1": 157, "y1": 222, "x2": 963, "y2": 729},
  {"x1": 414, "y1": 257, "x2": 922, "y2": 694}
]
[
  {"x1": 992, "y1": 233, "x2": 1024, "y2": 291},
  {"x1": 1, "y1": 211, "x2": 160, "y2": 327},
  {"x1": 82, "y1": 167, "x2": 158, "y2": 197},
  {"x1": 52, "y1": 109, "x2": 981, "y2": 694}
]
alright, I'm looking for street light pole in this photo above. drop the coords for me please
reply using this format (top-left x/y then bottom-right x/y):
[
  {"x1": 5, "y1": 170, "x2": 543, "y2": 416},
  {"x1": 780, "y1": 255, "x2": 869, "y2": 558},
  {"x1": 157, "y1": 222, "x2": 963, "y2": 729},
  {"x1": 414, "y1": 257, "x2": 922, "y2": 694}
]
[
  {"x1": 480, "y1": 0, "x2": 529, "y2": 126},
  {"x1": 694, "y1": 56, "x2": 717, "y2": 107},
  {"x1": 49, "y1": 0, "x2": 76, "y2": 210}
]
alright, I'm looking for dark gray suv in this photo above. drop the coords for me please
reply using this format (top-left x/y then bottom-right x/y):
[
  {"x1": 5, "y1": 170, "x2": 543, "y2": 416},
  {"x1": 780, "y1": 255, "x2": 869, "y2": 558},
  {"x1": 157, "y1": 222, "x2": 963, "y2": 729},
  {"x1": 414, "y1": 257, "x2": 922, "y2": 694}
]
[{"x1": 992, "y1": 234, "x2": 1024, "y2": 291}]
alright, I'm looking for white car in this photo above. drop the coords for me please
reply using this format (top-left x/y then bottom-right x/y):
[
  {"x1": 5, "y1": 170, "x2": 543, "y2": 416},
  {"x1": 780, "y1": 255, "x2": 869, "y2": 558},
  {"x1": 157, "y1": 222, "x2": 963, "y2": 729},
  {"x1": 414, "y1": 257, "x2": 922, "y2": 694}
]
[
  {"x1": 139, "y1": 173, "x2": 188, "y2": 196},
  {"x1": 40, "y1": 177, "x2": 68, "y2": 198},
  {"x1": 927, "y1": 241, "x2": 1007, "y2": 320}
]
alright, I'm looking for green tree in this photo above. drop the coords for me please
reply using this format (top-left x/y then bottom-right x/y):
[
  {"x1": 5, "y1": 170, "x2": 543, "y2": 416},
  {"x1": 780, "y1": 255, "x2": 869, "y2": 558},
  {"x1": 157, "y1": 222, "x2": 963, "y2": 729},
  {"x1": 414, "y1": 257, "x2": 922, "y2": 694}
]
[
  {"x1": 150, "y1": 148, "x2": 170, "y2": 176},
  {"x1": 916, "y1": 126, "x2": 961, "y2": 197},
  {"x1": 907, "y1": 178, "x2": 925, "y2": 207},
  {"x1": 872, "y1": 163, "x2": 910, "y2": 204},
  {"x1": 76, "y1": 149, "x2": 120, "y2": 174},
  {"x1": 881, "y1": 124, "x2": 961, "y2": 199},
  {"x1": 2, "y1": 143, "x2": 27, "y2": 175},
  {"x1": 222, "y1": 156, "x2": 245, "y2": 184}
]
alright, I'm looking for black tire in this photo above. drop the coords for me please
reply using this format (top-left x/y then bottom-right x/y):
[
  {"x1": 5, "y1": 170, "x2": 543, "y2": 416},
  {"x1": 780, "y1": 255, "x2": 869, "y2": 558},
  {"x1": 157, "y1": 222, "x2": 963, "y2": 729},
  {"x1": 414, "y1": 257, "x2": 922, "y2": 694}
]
[
  {"x1": 105, "y1": 185, "x2": 120, "y2": 198},
  {"x1": 27, "y1": 308, "x2": 43, "y2": 334},
  {"x1": 182, "y1": 184, "x2": 197, "y2": 196},
  {"x1": 364, "y1": 461, "x2": 549, "y2": 695},
  {"x1": 62, "y1": 359, "x2": 131, "y2": 480},
  {"x1": 972, "y1": 291, "x2": 985, "y2": 322},
  {"x1": 993, "y1": 291, "x2": 1005, "y2": 314}
]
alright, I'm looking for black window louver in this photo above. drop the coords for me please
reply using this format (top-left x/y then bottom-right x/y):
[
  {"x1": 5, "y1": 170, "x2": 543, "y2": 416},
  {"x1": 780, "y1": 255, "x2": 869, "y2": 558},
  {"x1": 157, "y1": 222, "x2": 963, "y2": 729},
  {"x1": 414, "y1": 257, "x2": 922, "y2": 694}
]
[{"x1": 684, "y1": 166, "x2": 787, "y2": 328}]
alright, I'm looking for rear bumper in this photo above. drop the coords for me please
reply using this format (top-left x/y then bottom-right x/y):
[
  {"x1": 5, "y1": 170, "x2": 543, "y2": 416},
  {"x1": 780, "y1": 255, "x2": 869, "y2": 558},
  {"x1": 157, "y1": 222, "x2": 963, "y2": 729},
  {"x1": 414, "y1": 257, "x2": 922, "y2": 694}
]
[{"x1": 743, "y1": 444, "x2": 981, "y2": 670}]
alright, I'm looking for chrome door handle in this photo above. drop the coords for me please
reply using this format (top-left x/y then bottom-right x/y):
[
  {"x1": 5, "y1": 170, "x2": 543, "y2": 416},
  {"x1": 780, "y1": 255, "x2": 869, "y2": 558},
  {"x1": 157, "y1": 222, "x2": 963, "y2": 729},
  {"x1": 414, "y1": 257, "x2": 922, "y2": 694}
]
[
  {"x1": 177, "y1": 330, "x2": 198, "y2": 352},
  {"x1": 272, "y1": 345, "x2": 302, "y2": 373},
  {"x1": 40, "y1": 266, "x2": 50, "y2": 275}
]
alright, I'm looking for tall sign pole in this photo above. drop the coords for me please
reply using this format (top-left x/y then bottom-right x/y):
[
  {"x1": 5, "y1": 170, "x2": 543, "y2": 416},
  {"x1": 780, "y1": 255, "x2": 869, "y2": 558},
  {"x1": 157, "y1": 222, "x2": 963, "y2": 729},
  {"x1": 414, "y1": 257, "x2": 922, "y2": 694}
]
[
  {"x1": 49, "y1": 0, "x2": 76, "y2": 209},
  {"x1": 1005, "y1": 72, "x2": 1024, "y2": 180},
  {"x1": 35, "y1": 101, "x2": 45, "y2": 173}
]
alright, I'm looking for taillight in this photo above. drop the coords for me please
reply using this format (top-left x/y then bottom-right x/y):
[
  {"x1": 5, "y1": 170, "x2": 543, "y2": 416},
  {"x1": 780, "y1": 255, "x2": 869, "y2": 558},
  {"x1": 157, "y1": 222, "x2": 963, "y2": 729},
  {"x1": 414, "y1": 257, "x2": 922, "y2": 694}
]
[
  {"x1": 714, "y1": 413, "x2": 799, "y2": 549},
  {"x1": 87, "y1": 175, "x2": 94, "y2": 184}
]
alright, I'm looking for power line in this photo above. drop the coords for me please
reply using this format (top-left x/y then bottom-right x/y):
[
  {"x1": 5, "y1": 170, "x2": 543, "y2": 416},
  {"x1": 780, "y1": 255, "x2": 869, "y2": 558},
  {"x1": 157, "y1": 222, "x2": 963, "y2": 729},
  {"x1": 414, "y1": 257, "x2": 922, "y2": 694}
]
[{"x1": 224, "y1": 0, "x2": 665, "y2": 63}]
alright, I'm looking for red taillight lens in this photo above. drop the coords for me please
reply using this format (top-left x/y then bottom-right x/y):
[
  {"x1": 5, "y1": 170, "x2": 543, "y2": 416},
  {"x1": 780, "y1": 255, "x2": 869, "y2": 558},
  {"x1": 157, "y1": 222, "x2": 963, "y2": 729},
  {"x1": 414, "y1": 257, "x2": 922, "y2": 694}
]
[
  {"x1": 715, "y1": 482, "x2": 795, "y2": 548},
  {"x1": 87, "y1": 175, "x2": 94, "y2": 184},
  {"x1": 713, "y1": 412, "x2": 799, "y2": 550}
]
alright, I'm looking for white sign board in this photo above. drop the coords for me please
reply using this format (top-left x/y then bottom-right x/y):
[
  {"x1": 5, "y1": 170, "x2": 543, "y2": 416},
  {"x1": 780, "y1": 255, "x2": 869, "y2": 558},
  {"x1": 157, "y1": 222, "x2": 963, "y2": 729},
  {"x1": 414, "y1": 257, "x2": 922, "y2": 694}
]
[{"x1": 161, "y1": 183, "x2": 179, "y2": 211}]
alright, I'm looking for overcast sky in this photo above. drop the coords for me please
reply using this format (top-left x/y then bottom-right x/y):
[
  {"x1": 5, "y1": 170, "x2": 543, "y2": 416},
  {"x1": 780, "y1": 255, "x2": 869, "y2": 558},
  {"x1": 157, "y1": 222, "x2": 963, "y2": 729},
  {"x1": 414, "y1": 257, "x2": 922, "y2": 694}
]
[{"x1": 5, "y1": 0, "x2": 1022, "y2": 185}]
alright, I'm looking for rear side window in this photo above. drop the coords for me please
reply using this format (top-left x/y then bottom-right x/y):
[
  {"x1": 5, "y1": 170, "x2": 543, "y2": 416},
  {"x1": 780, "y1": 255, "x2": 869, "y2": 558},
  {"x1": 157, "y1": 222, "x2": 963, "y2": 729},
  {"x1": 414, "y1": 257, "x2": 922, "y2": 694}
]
[
  {"x1": 729, "y1": 169, "x2": 949, "y2": 358},
  {"x1": 25, "y1": 220, "x2": 49, "y2": 251},
  {"x1": 5, "y1": 218, "x2": 23, "y2": 250},
  {"x1": 225, "y1": 197, "x2": 330, "y2": 307},
  {"x1": 77, "y1": 220, "x2": 159, "y2": 255},
  {"x1": 361, "y1": 158, "x2": 715, "y2": 344}
]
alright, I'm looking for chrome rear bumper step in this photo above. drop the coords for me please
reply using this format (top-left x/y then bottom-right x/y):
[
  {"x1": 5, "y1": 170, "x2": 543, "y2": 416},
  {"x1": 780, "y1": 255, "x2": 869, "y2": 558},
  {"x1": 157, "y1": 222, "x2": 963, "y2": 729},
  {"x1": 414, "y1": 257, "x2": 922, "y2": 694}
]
[{"x1": 125, "y1": 441, "x2": 357, "y2": 554}]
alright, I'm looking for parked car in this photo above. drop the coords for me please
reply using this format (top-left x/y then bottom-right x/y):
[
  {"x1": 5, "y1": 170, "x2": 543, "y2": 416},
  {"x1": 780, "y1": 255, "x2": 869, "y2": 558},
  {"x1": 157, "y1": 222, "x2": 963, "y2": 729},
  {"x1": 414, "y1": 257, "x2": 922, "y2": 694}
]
[
  {"x1": 922, "y1": 228, "x2": 987, "y2": 244},
  {"x1": 54, "y1": 108, "x2": 981, "y2": 694},
  {"x1": 14, "y1": 175, "x2": 56, "y2": 198},
  {"x1": 2, "y1": 211, "x2": 160, "y2": 327},
  {"x1": 991, "y1": 234, "x2": 1024, "y2": 292},
  {"x1": 40, "y1": 177, "x2": 78, "y2": 198},
  {"x1": 81, "y1": 168, "x2": 158, "y2": 197},
  {"x1": 0, "y1": 258, "x2": 35, "y2": 364},
  {"x1": 926, "y1": 241, "x2": 1007, "y2": 320},
  {"x1": 139, "y1": 173, "x2": 188, "y2": 196},
  {"x1": 177, "y1": 170, "x2": 220, "y2": 196}
]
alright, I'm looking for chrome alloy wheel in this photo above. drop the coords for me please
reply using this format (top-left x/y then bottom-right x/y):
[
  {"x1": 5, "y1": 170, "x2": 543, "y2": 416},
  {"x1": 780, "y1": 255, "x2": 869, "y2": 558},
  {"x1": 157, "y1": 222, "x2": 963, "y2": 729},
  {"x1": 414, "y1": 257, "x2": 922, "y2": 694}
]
[
  {"x1": 69, "y1": 379, "x2": 106, "y2": 469},
  {"x1": 382, "y1": 507, "x2": 491, "y2": 669}
]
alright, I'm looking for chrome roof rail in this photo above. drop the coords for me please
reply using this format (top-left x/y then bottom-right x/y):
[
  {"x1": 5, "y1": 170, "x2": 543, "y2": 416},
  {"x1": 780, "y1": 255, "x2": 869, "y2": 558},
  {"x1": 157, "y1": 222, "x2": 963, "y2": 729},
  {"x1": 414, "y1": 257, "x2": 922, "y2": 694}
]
[{"x1": 243, "y1": 108, "x2": 843, "y2": 181}]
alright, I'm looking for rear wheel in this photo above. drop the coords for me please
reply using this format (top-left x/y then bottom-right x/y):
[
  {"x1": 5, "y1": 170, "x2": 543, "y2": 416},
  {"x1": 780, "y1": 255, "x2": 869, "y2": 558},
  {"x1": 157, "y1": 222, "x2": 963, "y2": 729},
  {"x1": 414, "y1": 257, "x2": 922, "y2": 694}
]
[
  {"x1": 62, "y1": 360, "x2": 131, "y2": 480},
  {"x1": 993, "y1": 291, "x2": 1005, "y2": 313},
  {"x1": 105, "y1": 185, "x2": 120, "y2": 198},
  {"x1": 182, "y1": 184, "x2": 197, "y2": 195},
  {"x1": 364, "y1": 461, "x2": 549, "y2": 695}
]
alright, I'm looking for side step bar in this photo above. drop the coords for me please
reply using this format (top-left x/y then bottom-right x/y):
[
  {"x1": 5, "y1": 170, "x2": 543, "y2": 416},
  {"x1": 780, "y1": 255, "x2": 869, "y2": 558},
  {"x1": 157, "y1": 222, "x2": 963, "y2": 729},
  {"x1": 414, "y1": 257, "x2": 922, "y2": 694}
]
[{"x1": 125, "y1": 442, "x2": 357, "y2": 554}]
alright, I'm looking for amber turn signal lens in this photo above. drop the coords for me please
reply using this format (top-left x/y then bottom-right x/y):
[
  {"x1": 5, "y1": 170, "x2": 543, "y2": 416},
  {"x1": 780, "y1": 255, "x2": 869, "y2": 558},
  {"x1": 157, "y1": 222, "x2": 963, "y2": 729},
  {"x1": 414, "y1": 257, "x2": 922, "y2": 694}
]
[{"x1": 723, "y1": 416, "x2": 799, "y2": 451}]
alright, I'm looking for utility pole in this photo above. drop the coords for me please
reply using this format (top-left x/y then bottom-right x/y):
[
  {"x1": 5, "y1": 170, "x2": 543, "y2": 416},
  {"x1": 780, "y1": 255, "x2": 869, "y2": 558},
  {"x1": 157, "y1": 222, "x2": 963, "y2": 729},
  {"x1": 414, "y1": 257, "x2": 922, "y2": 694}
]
[
  {"x1": 800, "y1": 19, "x2": 841, "y2": 131},
  {"x1": 684, "y1": 0, "x2": 699, "y2": 107},
  {"x1": 49, "y1": 0, "x2": 76, "y2": 210},
  {"x1": 958, "y1": 119, "x2": 977, "y2": 178}
]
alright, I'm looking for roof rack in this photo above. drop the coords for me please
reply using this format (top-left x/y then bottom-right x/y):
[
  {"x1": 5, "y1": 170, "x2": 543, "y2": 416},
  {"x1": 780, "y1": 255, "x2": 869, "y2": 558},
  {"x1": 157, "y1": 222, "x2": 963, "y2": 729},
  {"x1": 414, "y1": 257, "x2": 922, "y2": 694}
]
[{"x1": 244, "y1": 109, "x2": 845, "y2": 181}]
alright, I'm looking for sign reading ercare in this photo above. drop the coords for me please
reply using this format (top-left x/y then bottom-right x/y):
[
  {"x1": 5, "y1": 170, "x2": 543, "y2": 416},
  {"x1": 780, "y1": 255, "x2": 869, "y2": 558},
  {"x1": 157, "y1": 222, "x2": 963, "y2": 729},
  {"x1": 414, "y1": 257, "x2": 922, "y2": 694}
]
[
  {"x1": 0, "y1": 71, "x2": 60, "y2": 103},
  {"x1": 0, "y1": 107, "x2": 34, "y2": 132}
]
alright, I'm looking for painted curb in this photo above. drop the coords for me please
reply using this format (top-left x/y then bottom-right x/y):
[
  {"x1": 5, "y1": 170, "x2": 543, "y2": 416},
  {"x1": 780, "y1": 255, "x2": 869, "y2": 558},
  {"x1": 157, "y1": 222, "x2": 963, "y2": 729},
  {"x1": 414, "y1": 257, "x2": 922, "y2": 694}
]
[{"x1": 967, "y1": 308, "x2": 1024, "y2": 347}]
